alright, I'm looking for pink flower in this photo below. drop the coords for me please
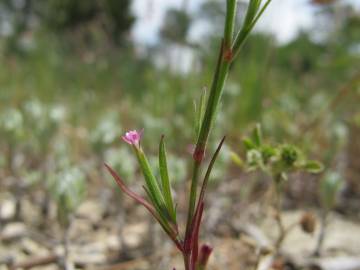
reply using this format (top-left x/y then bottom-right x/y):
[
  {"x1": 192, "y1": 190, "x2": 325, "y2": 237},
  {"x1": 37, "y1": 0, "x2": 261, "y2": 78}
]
[{"x1": 122, "y1": 129, "x2": 142, "y2": 146}]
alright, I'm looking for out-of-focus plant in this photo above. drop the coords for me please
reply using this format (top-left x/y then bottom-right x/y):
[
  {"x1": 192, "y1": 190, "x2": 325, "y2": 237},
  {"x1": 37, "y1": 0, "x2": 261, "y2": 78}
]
[
  {"x1": 49, "y1": 165, "x2": 86, "y2": 270},
  {"x1": 0, "y1": 107, "x2": 25, "y2": 219},
  {"x1": 231, "y1": 124, "x2": 323, "y2": 253},
  {"x1": 105, "y1": 148, "x2": 136, "y2": 183},
  {"x1": 22, "y1": 100, "x2": 66, "y2": 218},
  {"x1": 90, "y1": 111, "x2": 122, "y2": 158},
  {"x1": 314, "y1": 171, "x2": 344, "y2": 256},
  {"x1": 105, "y1": 1, "x2": 272, "y2": 269},
  {"x1": 0, "y1": 103, "x2": 63, "y2": 220},
  {"x1": 1, "y1": 0, "x2": 135, "y2": 53},
  {"x1": 0, "y1": 108, "x2": 24, "y2": 173}
]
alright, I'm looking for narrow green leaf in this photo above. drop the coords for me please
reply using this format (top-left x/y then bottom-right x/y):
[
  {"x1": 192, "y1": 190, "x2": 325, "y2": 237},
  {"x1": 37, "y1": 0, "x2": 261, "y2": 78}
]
[
  {"x1": 243, "y1": 137, "x2": 256, "y2": 150},
  {"x1": 224, "y1": 0, "x2": 237, "y2": 48},
  {"x1": 304, "y1": 160, "x2": 324, "y2": 174},
  {"x1": 251, "y1": 123, "x2": 262, "y2": 147},
  {"x1": 248, "y1": 0, "x2": 272, "y2": 31},
  {"x1": 159, "y1": 136, "x2": 176, "y2": 222},
  {"x1": 195, "y1": 88, "x2": 207, "y2": 139},
  {"x1": 230, "y1": 151, "x2": 244, "y2": 168},
  {"x1": 232, "y1": 0, "x2": 272, "y2": 59},
  {"x1": 133, "y1": 146, "x2": 166, "y2": 211},
  {"x1": 198, "y1": 137, "x2": 226, "y2": 205},
  {"x1": 244, "y1": 0, "x2": 260, "y2": 28},
  {"x1": 143, "y1": 186, "x2": 173, "y2": 228}
]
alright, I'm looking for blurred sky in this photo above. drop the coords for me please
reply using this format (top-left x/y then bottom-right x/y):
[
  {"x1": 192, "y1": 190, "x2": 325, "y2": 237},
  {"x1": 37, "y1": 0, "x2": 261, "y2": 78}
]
[{"x1": 132, "y1": 0, "x2": 360, "y2": 45}]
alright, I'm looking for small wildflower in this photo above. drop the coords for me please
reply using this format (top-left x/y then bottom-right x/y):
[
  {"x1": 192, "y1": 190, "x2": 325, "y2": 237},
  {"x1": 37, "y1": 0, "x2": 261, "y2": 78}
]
[{"x1": 122, "y1": 129, "x2": 142, "y2": 147}]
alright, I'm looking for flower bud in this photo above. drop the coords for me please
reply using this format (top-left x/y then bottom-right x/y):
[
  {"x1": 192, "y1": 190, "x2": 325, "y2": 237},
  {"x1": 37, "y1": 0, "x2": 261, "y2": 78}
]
[{"x1": 197, "y1": 244, "x2": 213, "y2": 269}]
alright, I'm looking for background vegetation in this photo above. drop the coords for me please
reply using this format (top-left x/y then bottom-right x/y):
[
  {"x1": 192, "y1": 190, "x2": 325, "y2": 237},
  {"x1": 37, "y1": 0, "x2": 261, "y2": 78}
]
[{"x1": 0, "y1": 0, "x2": 359, "y2": 269}]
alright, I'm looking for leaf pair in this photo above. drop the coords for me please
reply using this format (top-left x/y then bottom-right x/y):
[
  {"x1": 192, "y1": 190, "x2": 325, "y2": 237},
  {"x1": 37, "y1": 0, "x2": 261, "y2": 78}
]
[
  {"x1": 104, "y1": 164, "x2": 182, "y2": 251},
  {"x1": 133, "y1": 137, "x2": 178, "y2": 226},
  {"x1": 105, "y1": 133, "x2": 180, "y2": 250}
]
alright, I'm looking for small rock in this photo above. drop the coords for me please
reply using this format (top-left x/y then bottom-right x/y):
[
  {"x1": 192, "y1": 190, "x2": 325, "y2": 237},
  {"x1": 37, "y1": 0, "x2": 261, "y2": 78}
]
[
  {"x1": 21, "y1": 238, "x2": 49, "y2": 255},
  {"x1": 122, "y1": 222, "x2": 148, "y2": 248},
  {"x1": 106, "y1": 234, "x2": 120, "y2": 251},
  {"x1": 1, "y1": 222, "x2": 27, "y2": 242},
  {"x1": 0, "y1": 199, "x2": 16, "y2": 220},
  {"x1": 76, "y1": 200, "x2": 104, "y2": 224}
]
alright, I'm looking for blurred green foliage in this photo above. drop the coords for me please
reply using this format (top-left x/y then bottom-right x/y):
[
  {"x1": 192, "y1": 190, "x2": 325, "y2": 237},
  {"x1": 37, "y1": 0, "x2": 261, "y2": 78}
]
[
  {"x1": 0, "y1": 1, "x2": 359, "y2": 215},
  {"x1": 0, "y1": 0, "x2": 134, "y2": 53},
  {"x1": 232, "y1": 124, "x2": 323, "y2": 184}
]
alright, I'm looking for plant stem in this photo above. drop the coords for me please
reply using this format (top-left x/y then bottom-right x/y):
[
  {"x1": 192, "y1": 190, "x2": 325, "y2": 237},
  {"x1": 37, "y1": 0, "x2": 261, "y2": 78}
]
[
  {"x1": 62, "y1": 222, "x2": 72, "y2": 270},
  {"x1": 314, "y1": 209, "x2": 328, "y2": 256},
  {"x1": 184, "y1": 254, "x2": 191, "y2": 270},
  {"x1": 182, "y1": 1, "x2": 272, "y2": 268},
  {"x1": 274, "y1": 183, "x2": 285, "y2": 253},
  {"x1": 185, "y1": 0, "x2": 236, "y2": 234}
]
